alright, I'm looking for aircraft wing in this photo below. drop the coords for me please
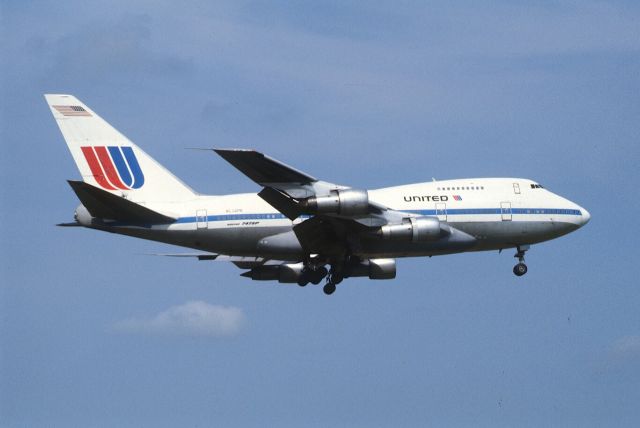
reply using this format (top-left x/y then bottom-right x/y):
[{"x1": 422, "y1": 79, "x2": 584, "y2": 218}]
[
  {"x1": 214, "y1": 148, "x2": 384, "y2": 216},
  {"x1": 214, "y1": 149, "x2": 420, "y2": 257},
  {"x1": 150, "y1": 253, "x2": 282, "y2": 269},
  {"x1": 214, "y1": 149, "x2": 317, "y2": 186}
]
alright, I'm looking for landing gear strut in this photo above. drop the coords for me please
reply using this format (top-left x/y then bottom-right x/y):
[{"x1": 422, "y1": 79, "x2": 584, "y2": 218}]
[
  {"x1": 513, "y1": 245, "x2": 529, "y2": 276},
  {"x1": 323, "y1": 265, "x2": 344, "y2": 295}
]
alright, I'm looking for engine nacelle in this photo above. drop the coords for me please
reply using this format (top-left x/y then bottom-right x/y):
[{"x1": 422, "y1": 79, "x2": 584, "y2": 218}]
[
  {"x1": 242, "y1": 263, "x2": 304, "y2": 283},
  {"x1": 242, "y1": 259, "x2": 396, "y2": 282},
  {"x1": 378, "y1": 216, "x2": 442, "y2": 242},
  {"x1": 344, "y1": 258, "x2": 396, "y2": 280},
  {"x1": 301, "y1": 189, "x2": 369, "y2": 216}
]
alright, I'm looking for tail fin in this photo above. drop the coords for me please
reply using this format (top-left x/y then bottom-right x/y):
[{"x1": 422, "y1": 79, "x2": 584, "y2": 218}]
[{"x1": 45, "y1": 94, "x2": 196, "y2": 203}]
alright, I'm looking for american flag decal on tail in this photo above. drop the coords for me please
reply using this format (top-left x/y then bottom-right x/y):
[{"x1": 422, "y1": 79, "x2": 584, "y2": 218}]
[{"x1": 53, "y1": 105, "x2": 92, "y2": 117}]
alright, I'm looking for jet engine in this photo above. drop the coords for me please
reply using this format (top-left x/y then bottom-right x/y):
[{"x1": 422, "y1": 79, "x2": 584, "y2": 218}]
[
  {"x1": 378, "y1": 216, "x2": 444, "y2": 242},
  {"x1": 241, "y1": 263, "x2": 305, "y2": 283},
  {"x1": 344, "y1": 258, "x2": 396, "y2": 280},
  {"x1": 301, "y1": 189, "x2": 369, "y2": 216},
  {"x1": 241, "y1": 258, "x2": 396, "y2": 283}
]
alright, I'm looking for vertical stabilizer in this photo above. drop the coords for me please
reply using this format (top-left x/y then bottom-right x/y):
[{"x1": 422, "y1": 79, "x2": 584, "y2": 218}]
[{"x1": 45, "y1": 94, "x2": 196, "y2": 203}]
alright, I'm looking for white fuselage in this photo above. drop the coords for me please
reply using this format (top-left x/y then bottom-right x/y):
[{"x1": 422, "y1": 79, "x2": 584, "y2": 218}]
[{"x1": 79, "y1": 177, "x2": 590, "y2": 260}]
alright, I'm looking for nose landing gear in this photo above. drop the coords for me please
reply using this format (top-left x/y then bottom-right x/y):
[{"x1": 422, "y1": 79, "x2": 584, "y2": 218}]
[
  {"x1": 513, "y1": 245, "x2": 529, "y2": 276},
  {"x1": 513, "y1": 262, "x2": 528, "y2": 276}
]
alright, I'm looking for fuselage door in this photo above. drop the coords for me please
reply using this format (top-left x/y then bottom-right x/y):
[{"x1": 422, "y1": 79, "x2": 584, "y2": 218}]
[
  {"x1": 513, "y1": 183, "x2": 520, "y2": 194},
  {"x1": 500, "y1": 202, "x2": 512, "y2": 221},
  {"x1": 196, "y1": 209, "x2": 208, "y2": 229},
  {"x1": 436, "y1": 203, "x2": 447, "y2": 221}
]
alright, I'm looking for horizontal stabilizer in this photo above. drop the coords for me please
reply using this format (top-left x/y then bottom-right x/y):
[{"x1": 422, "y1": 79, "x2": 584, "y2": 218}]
[
  {"x1": 68, "y1": 180, "x2": 176, "y2": 224},
  {"x1": 214, "y1": 149, "x2": 316, "y2": 185},
  {"x1": 149, "y1": 253, "x2": 220, "y2": 261}
]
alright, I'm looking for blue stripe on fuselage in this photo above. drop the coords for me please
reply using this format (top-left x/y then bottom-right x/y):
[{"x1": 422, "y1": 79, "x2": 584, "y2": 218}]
[{"x1": 172, "y1": 208, "x2": 582, "y2": 225}]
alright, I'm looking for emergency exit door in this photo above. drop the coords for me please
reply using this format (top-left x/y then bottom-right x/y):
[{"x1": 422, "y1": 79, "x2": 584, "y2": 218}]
[
  {"x1": 196, "y1": 209, "x2": 208, "y2": 229},
  {"x1": 500, "y1": 202, "x2": 512, "y2": 221},
  {"x1": 436, "y1": 203, "x2": 447, "y2": 221}
]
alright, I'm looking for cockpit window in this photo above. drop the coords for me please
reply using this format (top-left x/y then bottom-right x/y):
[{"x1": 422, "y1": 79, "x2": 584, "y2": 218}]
[{"x1": 530, "y1": 183, "x2": 544, "y2": 189}]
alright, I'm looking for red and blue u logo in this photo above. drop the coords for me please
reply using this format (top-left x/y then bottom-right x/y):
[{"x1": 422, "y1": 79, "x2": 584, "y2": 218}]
[{"x1": 81, "y1": 146, "x2": 145, "y2": 190}]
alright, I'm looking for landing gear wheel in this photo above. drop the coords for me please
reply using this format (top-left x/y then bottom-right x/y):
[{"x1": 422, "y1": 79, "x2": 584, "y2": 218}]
[
  {"x1": 297, "y1": 277, "x2": 309, "y2": 287},
  {"x1": 512, "y1": 245, "x2": 530, "y2": 277},
  {"x1": 513, "y1": 263, "x2": 528, "y2": 276},
  {"x1": 323, "y1": 283, "x2": 336, "y2": 295},
  {"x1": 310, "y1": 267, "x2": 328, "y2": 285}
]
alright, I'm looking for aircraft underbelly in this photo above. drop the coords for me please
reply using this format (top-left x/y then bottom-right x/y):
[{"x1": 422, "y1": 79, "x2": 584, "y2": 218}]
[
  {"x1": 452, "y1": 220, "x2": 577, "y2": 246},
  {"x1": 103, "y1": 218, "x2": 577, "y2": 259}
]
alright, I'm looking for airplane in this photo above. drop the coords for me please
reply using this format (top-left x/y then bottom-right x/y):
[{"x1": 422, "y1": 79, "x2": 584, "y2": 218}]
[{"x1": 46, "y1": 94, "x2": 591, "y2": 295}]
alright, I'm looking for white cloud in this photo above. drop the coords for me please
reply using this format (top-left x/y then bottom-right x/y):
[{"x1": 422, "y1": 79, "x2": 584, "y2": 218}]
[
  {"x1": 610, "y1": 335, "x2": 640, "y2": 361},
  {"x1": 112, "y1": 301, "x2": 246, "y2": 337}
]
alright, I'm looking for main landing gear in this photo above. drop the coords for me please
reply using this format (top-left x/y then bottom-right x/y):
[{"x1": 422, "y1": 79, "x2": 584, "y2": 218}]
[
  {"x1": 323, "y1": 271, "x2": 343, "y2": 295},
  {"x1": 297, "y1": 266, "x2": 328, "y2": 287},
  {"x1": 298, "y1": 256, "x2": 347, "y2": 295},
  {"x1": 513, "y1": 245, "x2": 529, "y2": 276}
]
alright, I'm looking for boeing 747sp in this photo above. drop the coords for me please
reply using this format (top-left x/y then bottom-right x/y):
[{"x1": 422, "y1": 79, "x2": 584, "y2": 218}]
[{"x1": 46, "y1": 94, "x2": 590, "y2": 295}]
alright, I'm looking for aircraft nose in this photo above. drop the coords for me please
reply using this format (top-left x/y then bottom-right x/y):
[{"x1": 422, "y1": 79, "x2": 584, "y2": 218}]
[{"x1": 578, "y1": 206, "x2": 591, "y2": 226}]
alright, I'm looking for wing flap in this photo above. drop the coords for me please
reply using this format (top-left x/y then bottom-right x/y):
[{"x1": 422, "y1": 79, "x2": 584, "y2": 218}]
[
  {"x1": 149, "y1": 253, "x2": 275, "y2": 268},
  {"x1": 293, "y1": 216, "x2": 365, "y2": 255}
]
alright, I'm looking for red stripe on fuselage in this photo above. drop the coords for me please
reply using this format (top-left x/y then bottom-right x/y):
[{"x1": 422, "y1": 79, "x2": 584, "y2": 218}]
[
  {"x1": 80, "y1": 146, "x2": 117, "y2": 190},
  {"x1": 94, "y1": 146, "x2": 128, "y2": 190}
]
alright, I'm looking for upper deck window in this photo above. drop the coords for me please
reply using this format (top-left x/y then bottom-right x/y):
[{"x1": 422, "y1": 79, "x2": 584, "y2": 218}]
[{"x1": 439, "y1": 185, "x2": 485, "y2": 191}]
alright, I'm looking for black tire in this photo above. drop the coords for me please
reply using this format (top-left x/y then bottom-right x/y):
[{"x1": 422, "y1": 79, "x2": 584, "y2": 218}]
[
  {"x1": 310, "y1": 267, "x2": 328, "y2": 285},
  {"x1": 513, "y1": 263, "x2": 528, "y2": 276},
  {"x1": 323, "y1": 283, "x2": 336, "y2": 295}
]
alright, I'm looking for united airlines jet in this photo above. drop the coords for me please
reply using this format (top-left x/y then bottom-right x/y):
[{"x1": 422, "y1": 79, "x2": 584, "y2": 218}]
[{"x1": 46, "y1": 94, "x2": 590, "y2": 295}]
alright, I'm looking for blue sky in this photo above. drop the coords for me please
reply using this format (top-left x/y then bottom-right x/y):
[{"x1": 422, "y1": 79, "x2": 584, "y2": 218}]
[{"x1": 1, "y1": 1, "x2": 639, "y2": 426}]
